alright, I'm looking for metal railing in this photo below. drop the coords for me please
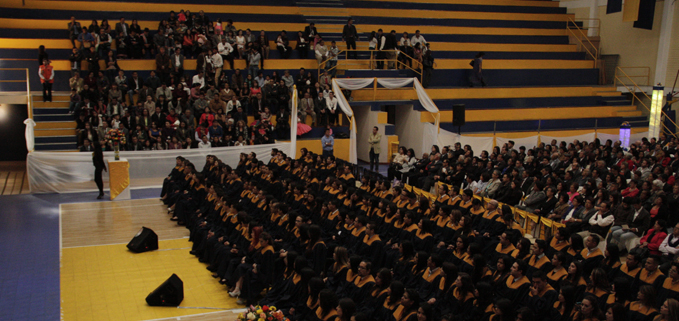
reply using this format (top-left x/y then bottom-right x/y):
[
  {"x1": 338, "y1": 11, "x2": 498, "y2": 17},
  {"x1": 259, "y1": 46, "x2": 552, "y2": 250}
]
[
  {"x1": 614, "y1": 66, "x2": 651, "y2": 86},
  {"x1": 615, "y1": 67, "x2": 678, "y2": 138},
  {"x1": 567, "y1": 18, "x2": 599, "y2": 67},
  {"x1": 0, "y1": 68, "x2": 32, "y2": 119},
  {"x1": 317, "y1": 48, "x2": 422, "y2": 82}
]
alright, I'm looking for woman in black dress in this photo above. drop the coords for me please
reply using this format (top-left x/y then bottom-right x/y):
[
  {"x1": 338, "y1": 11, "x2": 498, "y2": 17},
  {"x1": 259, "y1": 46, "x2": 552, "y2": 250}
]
[{"x1": 93, "y1": 141, "x2": 107, "y2": 199}]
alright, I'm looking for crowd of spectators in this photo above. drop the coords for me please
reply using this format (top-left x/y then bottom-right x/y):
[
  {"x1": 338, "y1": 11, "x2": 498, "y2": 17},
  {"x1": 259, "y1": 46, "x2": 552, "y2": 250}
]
[
  {"x1": 159, "y1": 136, "x2": 679, "y2": 321},
  {"x1": 65, "y1": 11, "x2": 374, "y2": 151}
]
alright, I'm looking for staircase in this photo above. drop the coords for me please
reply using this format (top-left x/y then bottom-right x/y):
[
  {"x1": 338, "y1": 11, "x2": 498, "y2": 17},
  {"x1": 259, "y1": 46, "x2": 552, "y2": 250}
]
[{"x1": 32, "y1": 94, "x2": 78, "y2": 151}]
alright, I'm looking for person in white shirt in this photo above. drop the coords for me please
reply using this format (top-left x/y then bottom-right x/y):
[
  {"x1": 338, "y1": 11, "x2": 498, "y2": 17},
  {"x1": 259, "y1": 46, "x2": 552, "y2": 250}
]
[
  {"x1": 217, "y1": 38, "x2": 234, "y2": 69},
  {"x1": 325, "y1": 91, "x2": 339, "y2": 125},
  {"x1": 314, "y1": 40, "x2": 328, "y2": 67},
  {"x1": 226, "y1": 95, "x2": 241, "y2": 114},
  {"x1": 588, "y1": 202, "x2": 614, "y2": 236},
  {"x1": 210, "y1": 48, "x2": 224, "y2": 88},
  {"x1": 192, "y1": 71, "x2": 206, "y2": 90},
  {"x1": 198, "y1": 135, "x2": 211, "y2": 149},
  {"x1": 411, "y1": 30, "x2": 426, "y2": 48},
  {"x1": 659, "y1": 223, "x2": 679, "y2": 260}
]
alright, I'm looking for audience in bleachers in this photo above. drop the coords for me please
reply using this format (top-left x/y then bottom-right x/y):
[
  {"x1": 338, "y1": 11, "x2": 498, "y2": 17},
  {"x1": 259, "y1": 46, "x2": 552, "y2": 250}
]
[{"x1": 159, "y1": 135, "x2": 679, "y2": 321}]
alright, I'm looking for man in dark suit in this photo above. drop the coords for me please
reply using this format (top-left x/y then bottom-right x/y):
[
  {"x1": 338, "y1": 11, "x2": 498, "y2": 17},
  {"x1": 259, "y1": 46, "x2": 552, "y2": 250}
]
[
  {"x1": 534, "y1": 187, "x2": 558, "y2": 216},
  {"x1": 519, "y1": 170, "x2": 534, "y2": 195},
  {"x1": 127, "y1": 136, "x2": 143, "y2": 151},
  {"x1": 155, "y1": 47, "x2": 171, "y2": 84},
  {"x1": 121, "y1": 109, "x2": 136, "y2": 130},
  {"x1": 114, "y1": 17, "x2": 129, "y2": 57},
  {"x1": 304, "y1": 23, "x2": 317, "y2": 41},
  {"x1": 80, "y1": 139, "x2": 93, "y2": 152},
  {"x1": 342, "y1": 19, "x2": 358, "y2": 59},
  {"x1": 608, "y1": 197, "x2": 651, "y2": 250},
  {"x1": 68, "y1": 16, "x2": 82, "y2": 48},
  {"x1": 127, "y1": 72, "x2": 142, "y2": 105}
]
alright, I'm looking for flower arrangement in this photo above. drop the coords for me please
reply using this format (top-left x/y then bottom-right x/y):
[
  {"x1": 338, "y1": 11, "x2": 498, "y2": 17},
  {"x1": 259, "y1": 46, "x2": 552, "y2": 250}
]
[
  {"x1": 105, "y1": 128, "x2": 127, "y2": 160},
  {"x1": 237, "y1": 305, "x2": 285, "y2": 321}
]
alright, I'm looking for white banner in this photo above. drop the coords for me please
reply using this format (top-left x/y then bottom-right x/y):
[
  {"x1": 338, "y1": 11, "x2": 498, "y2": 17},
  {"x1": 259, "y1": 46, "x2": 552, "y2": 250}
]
[{"x1": 27, "y1": 143, "x2": 289, "y2": 193}]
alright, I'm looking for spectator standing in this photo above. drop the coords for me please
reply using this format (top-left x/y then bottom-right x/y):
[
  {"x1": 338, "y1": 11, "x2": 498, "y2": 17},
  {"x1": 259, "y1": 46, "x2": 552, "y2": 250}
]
[
  {"x1": 39, "y1": 60, "x2": 54, "y2": 102},
  {"x1": 218, "y1": 38, "x2": 234, "y2": 70},
  {"x1": 210, "y1": 48, "x2": 223, "y2": 87},
  {"x1": 421, "y1": 50, "x2": 434, "y2": 88},
  {"x1": 410, "y1": 30, "x2": 426, "y2": 48},
  {"x1": 327, "y1": 41, "x2": 339, "y2": 77},
  {"x1": 376, "y1": 29, "x2": 386, "y2": 69},
  {"x1": 470, "y1": 52, "x2": 486, "y2": 87},
  {"x1": 38, "y1": 45, "x2": 48, "y2": 67},
  {"x1": 248, "y1": 48, "x2": 261, "y2": 79},
  {"x1": 68, "y1": 16, "x2": 82, "y2": 48},
  {"x1": 156, "y1": 46, "x2": 171, "y2": 84},
  {"x1": 368, "y1": 126, "x2": 381, "y2": 171},
  {"x1": 384, "y1": 30, "x2": 398, "y2": 69},
  {"x1": 68, "y1": 47, "x2": 83, "y2": 76},
  {"x1": 114, "y1": 18, "x2": 129, "y2": 57},
  {"x1": 93, "y1": 141, "x2": 106, "y2": 199},
  {"x1": 342, "y1": 19, "x2": 358, "y2": 59},
  {"x1": 315, "y1": 40, "x2": 328, "y2": 68},
  {"x1": 322, "y1": 128, "x2": 334, "y2": 157}
]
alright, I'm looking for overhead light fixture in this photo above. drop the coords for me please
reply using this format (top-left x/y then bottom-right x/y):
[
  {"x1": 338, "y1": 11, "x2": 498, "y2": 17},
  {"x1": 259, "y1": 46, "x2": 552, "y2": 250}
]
[
  {"x1": 619, "y1": 121, "x2": 631, "y2": 150},
  {"x1": 649, "y1": 85, "x2": 665, "y2": 139}
]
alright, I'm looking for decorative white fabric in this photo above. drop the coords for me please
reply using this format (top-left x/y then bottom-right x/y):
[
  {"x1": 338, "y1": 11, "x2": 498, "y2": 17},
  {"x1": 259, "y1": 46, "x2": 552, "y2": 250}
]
[
  {"x1": 334, "y1": 78, "x2": 375, "y2": 90},
  {"x1": 376, "y1": 78, "x2": 413, "y2": 89},
  {"x1": 27, "y1": 143, "x2": 289, "y2": 193},
  {"x1": 24, "y1": 118, "x2": 36, "y2": 152},
  {"x1": 496, "y1": 136, "x2": 540, "y2": 150},
  {"x1": 427, "y1": 123, "x2": 494, "y2": 156},
  {"x1": 332, "y1": 79, "x2": 358, "y2": 163},
  {"x1": 332, "y1": 77, "x2": 441, "y2": 164},
  {"x1": 541, "y1": 132, "x2": 596, "y2": 146},
  {"x1": 290, "y1": 87, "x2": 298, "y2": 158}
]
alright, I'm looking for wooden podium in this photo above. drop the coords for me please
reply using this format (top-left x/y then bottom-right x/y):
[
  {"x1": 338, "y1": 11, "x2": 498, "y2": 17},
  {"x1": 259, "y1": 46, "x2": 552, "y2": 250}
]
[{"x1": 107, "y1": 158, "x2": 130, "y2": 200}]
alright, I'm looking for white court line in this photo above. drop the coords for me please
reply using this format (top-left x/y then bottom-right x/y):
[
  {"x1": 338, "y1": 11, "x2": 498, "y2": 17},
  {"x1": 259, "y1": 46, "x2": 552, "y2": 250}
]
[
  {"x1": 60, "y1": 203, "x2": 165, "y2": 212},
  {"x1": 143, "y1": 308, "x2": 245, "y2": 321},
  {"x1": 59, "y1": 197, "x2": 163, "y2": 206},
  {"x1": 62, "y1": 236, "x2": 189, "y2": 249}
]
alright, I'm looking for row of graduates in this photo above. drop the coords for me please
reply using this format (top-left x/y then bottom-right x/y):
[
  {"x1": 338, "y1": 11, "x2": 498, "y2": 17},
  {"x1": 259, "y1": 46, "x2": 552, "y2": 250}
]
[{"x1": 158, "y1": 154, "x2": 679, "y2": 321}]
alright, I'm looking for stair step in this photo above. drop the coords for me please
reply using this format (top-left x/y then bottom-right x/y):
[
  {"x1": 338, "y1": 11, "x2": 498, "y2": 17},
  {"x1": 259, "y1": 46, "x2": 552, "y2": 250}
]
[
  {"x1": 34, "y1": 144, "x2": 79, "y2": 151},
  {"x1": 33, "y1": 107, "x2": 70, "y2": 115},
  {"x1": 35, "y1": 136, "x2": 78, "y2": 143},
  {"x1": 34, "y1": 129, "x2": 76, "y2": 136},
  {"x1": 35, "y1": 121, "x2": 76, "y2": 129},
  {"x1": 601, "y1": 100, "x2": 632, "y2": 106},
  {"x1": 34, "y1": 114, "x2": 74, "y2": 121},
  {"x1": 616, "y1": 111, "x2": 643, "y2": 117},
  {"x1": 32, "y1": 95, "x2": 69, "y2": 102},
  {"x1": 33, "y1": 101, "x2": 69, "y2": 108}
]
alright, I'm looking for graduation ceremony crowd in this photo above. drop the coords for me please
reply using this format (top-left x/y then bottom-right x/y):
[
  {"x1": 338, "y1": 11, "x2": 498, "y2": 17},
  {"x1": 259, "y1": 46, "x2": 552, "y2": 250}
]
[{"x1": 157, "y1": 134, "x2": 679, "y2": 321}]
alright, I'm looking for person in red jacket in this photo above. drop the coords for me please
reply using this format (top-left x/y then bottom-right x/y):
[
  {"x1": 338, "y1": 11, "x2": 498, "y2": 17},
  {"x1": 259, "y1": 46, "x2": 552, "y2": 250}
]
[
  {"x1": 39, "y1": 59, "x2": 54, "y2": 102},
  {"x1": 638, "y1": 220, "x2": 669, "y2": 256}
]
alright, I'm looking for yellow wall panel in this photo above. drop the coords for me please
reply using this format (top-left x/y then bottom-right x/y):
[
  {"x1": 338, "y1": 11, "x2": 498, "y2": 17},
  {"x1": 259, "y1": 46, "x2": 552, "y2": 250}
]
[
  {"x1": 295, "y1": 138, "x2": 351, "y2": 160},
  {"x1": 377, "y1": 112, "x2": 388, "y2": 124},
  {"x1": 358, "y1": 0, "x2": 559, "y2": 8},
  {"x1": 352, "y1": 87, "x2": 599, "y2": 101}
]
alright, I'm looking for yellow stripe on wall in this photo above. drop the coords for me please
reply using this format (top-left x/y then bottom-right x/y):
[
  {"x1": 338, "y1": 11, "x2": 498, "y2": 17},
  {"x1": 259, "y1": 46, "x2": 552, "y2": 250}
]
[
  {"x1": 352, "y1": 86, "x2": 601, "y2": 101},
  {"x1": 355, "y1": 0, "x2": 560, "y2": 8},
  {"x1": 343, "y1": 8, "x2": 572, "y2": 22},
  {"x1": 0, "y1": 18, "x2": 569, "y2": 36}
]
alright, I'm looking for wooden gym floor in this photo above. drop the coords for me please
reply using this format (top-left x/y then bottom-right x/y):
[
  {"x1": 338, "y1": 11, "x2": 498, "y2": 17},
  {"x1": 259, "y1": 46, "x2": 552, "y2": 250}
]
[{"x1": 60, "y1": 198, "x2": 241, "y2": 321}]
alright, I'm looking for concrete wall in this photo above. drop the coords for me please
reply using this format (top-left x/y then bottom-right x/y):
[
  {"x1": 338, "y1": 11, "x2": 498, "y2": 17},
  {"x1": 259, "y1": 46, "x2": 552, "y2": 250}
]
[
  {"x1": 353, "y1": 104, "x2": 391, "y2": 164},
  {"x1": 394, "y1": 105, "x2": 427, "y2": 156}
]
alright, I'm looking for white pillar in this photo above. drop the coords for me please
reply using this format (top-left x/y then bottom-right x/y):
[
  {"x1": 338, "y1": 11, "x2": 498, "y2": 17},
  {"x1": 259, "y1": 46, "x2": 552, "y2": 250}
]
[
  {"x1": 588, "y1": 0, "x2": 599, "y2": 37},
  {"x1": 654, "y1": 0, "x2": 676, "y2": 87}
]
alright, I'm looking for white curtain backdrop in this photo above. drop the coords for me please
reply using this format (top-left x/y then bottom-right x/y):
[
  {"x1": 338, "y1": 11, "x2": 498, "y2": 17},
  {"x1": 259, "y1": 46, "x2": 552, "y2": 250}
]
[
  {"x1": 376, "y1": 78, "x2": 413, "y2": 89},
  {"x1": 333, "y1": 77, "x2": 441, "y2": 164},
  {"x1": 27, "y1": 143, "x2": 289, "y2": 194},
  {"x1": 332, "y1": 79, "x2": 359, "y2": 163},
  {"x1": 24, "y1": 118, "x2": 35, "y2": 152},
  {"x1": 496, "y1": 136, "x2": 540, "y2": 150},
  {"x1": 429, "y1": 124, "x2": 494, "y2": 155},
  {"x1": 290, "y1": 87, "x2": 298, "y2": 158},
  {"x1": 541, "y1": 132, "x2": 596, "y2": 145}
]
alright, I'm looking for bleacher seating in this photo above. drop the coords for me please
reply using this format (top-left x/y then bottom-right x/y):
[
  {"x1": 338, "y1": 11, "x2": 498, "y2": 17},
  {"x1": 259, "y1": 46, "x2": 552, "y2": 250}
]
[{"x1": 0, "y1": 0, "x2": 648, "y2": 151}]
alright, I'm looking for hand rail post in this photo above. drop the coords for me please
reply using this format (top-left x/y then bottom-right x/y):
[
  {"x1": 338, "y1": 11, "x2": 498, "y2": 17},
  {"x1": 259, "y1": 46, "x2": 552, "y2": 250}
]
[{"x1": 25, "y1": 68, "x2": 32, "y2": 119}]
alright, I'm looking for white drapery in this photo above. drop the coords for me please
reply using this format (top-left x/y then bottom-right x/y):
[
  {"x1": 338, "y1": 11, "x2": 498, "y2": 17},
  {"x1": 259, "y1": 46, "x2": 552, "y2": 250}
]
[
  {"x1": 24, "y1": 118, "x2": 36, "y2": 152},
  {"x1": 496, "y1": 136, "x2": 540, "y2": 150},
  {"x1": 27, "y1": 143, "x2": 290, "y2": 193},
  {"x1": 541, "y1": 132, "x2": 596, "y2": 146},
  {"x1": 290, "y1": 86, "x2": 298, "y2": 158},
  {"x1": 332, "y1": 77, "x2": 440, "y2": 164},
  {"x1": 431, "y1": 124, "x2": 495, "y2": 155}
]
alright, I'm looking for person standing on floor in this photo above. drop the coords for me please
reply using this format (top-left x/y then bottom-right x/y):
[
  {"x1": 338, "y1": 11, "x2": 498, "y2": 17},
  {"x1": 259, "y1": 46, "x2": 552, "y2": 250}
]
[
  {"x1": 93, "y1": 141, "x2": 107, "y2": 199},
  {"x1": 470, "y1": 52, "x2": 486, "y2": 87},
  {"x1": 39, "y1": 59, "x2": 54, "y2": 102},
  {"x1": 342, "y1": 18, "x2": 358, "y2": 59},
  {"x1": 368, "y1": 126, "x2": 381, "y2": 171},
  {"x1": 421, "y1": 49, "x2": 434, "y2": 88},
  {"x1": 322, "y1": 128, "x2": 334, "y2": 157}
]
